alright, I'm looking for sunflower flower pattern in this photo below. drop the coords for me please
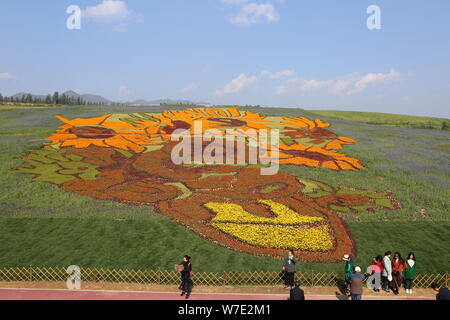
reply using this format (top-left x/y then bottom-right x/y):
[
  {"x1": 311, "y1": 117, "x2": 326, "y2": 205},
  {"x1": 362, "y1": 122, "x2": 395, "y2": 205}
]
[{"x1": 15, "y1": 108, "x2": 399, "y2": 262}]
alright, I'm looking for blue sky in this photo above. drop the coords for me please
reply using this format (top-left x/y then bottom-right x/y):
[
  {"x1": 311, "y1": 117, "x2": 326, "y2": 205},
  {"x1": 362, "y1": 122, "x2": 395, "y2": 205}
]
[{"x1": 0, "y1": 0, "x2": 449, "y2": 117}]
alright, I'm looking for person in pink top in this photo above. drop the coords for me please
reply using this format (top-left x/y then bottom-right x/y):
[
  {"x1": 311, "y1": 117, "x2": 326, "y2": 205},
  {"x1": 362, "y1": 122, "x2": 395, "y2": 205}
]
[{"x1": 370, "y1": 255, "x2": 383, "y2": 292}]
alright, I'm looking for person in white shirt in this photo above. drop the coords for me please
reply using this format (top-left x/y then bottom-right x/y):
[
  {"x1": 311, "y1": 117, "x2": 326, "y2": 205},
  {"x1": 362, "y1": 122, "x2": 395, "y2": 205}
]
[{"x1": 382, "y1": 251, "x2": 392, "y2": 293}]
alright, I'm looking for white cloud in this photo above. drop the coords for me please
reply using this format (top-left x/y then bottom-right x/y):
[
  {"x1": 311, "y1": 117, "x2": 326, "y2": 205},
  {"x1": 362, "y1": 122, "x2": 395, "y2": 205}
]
[
  {"x1": 231, "y1": 2, "x2": 279, "y2": 26},
  {"x1": 261, "y1": 69, "x2": 295, "y2": 79},
  {"x1": 214, "y1": 69, "x2": 296, "y2": 96},
  {"x1": 328, "y1": 74, "x2": 359, "y2": 95},
  {"x1": 214, "y1": 73, "x2": 258, "y2": 96},
  {"x1": 181, "y1": 83, "x2": 200, "y2": 94},
  {"x1": 276, "y1": 78, "x2": 333, "y2": 95},
  {"x1": 118, "y1": 85, "x2": 131, "y2": 97},
  {"x1": 0, "y1": 72, "x2": 17, "y2": 80},
  {"x1": 276, "y1": 70, "x2": 402, "y2": 96},
  {"x1": 348, "y1": 69, "x2": 401, "y2": 95},
  {"x1": 83, "y1": 0, "x2": 131, "y2": 22}
]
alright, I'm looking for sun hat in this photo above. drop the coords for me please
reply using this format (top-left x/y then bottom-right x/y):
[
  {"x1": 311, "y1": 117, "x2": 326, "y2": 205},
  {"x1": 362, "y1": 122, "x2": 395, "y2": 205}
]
[{"x1": 354, "y1": 266, "x2": 361, "y2": 273}]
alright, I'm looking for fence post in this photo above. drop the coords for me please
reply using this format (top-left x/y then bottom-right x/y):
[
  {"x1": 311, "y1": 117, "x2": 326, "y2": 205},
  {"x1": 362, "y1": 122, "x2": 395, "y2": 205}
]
[
  {"x1": 445, "y1": 272, "x2": 449, "y2": 288},
  {"x1": 223, "y1": 272, "x2": 227, "y2": 286},
  {"x1": 92, "y1": 268, "x2": 97, "y2": 282},
  {"x1": 157, "y1": 268, "x2": 161, "y2": 285},
  {"x1": 28, "y1": 265, "x2": 33, "y2": 282}
]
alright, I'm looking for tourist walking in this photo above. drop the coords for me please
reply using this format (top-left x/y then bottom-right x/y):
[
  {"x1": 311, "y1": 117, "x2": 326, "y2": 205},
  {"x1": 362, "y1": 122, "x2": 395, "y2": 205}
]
[
  {"x1": 404, "y1": 252, "x2": 417, "y2": 295},
  {"x1": 283, "y1": 249, "x2": 298, "y2": 289},
  {"x1": 391, "y1": 252, "x2": 406, "y2": 295},
  {"x1": 350, "y1": 266, "x2": 365, "y2": 300},
  {"x1": 176, "y1": 255, "x2": 193, "y2": 299},
  {"x1": 382, "y1": 251, "x2": 392, "y2": 293}
]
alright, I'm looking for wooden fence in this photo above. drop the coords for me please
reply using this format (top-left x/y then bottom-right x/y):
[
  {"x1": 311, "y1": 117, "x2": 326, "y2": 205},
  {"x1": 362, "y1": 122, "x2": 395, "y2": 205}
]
[{"x1": 0, "y1": 266, "x2": 447, "y2": 288}]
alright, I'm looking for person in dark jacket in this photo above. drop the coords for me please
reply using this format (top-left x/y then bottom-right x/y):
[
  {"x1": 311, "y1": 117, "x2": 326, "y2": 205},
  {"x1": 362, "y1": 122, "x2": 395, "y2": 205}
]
[
  {"x1": 350, "y1": 266, "x2": 365, "y2": 300},
  {"x1": 282, "y1": 249, "x2": 298, "y2": 289},
  {"x1": 176, "y1": 255, "x2": 193, "y2": 299},
  {"x1": 431, "y1": 283, "x2": 450, "y2": 300},
  {"x1": 289, "y1": 281, "x2": 305, "y2": 300}
]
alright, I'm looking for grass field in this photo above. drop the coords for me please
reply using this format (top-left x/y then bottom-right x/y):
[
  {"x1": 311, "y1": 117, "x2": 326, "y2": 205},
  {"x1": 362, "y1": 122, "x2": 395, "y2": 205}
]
[
  {"x1": 0, "y1": 104, "x2": 64, "y2": 111},
  {"x1": 308, "y1": 110, "x2": 449, "y2": 130},
  {"x1": 1, "y1": 217, "x2": 449, "y2": 273},
  {"x1": 0, "y1": 105, "x2": 449, "y2": 274}
]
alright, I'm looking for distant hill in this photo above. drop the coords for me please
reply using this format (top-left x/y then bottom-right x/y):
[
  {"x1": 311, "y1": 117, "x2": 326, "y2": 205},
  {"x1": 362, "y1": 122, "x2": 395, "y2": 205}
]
[{"x1": 62, "y1": 91, "x2": 111, "y2": 104}]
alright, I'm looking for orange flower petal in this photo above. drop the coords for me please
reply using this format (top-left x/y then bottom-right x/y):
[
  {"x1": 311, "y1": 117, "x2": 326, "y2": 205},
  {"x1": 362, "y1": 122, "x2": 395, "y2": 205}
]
[
  {"x1": 227, "y1": 108, "x2": 241, "y2": 117},
  {"x1": 339, "y1": 136, "x2": 356, "y2": 143},
  {"x1": 61, "y1": 139, "x2": 106, "y2": 149},
  {"x1": 336, "y1": 160, "x2": 357, "y2": 170},
  {"x1": 55, "y1": 114, "x2": 112, "y2": 126},
  {"x1": 321, "y1": 161, "x2": 340, "y2": 170},
  {"x1": 314, "y1": 119, "x2": 331, "y2": 128},
  {"x1": 104, "y1": 135, "x2": 145, "y2": 153}
]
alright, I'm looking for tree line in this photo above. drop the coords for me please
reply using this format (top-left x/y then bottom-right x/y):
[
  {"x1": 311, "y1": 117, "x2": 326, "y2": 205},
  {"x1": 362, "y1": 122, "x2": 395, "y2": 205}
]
[{"x1": 0, "y1": 92, "x2": 89, "y2": 105}]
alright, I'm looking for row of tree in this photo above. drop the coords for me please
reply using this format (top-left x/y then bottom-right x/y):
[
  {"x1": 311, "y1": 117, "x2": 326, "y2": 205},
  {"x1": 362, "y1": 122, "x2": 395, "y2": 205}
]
[{"x1": 0, "y1": 92, "x2": 89, "y2": 105}]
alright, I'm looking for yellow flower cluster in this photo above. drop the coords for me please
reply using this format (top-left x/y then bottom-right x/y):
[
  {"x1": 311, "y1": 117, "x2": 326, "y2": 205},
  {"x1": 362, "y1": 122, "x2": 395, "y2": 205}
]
[
  {"x1": 211, "y1": 223, "x2": 334, "y2": 251},
  {"x1": 206, "y1": 200, "x2": 333, "y2": 251},
  {"x1": 207, "y1": 200, "x2": 324, "y2": 225}
]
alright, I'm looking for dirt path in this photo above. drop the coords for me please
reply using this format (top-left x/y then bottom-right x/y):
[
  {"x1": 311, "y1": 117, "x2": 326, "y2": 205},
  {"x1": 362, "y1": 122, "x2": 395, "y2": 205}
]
[{"x1": 0, "y1": 281, "x2": 436, "y2": 300}]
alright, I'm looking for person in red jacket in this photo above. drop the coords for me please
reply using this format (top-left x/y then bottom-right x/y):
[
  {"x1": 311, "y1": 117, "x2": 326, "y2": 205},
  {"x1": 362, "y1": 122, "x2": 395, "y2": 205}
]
[
  {"x1": 391, "y1": 252, "x2": 407, "y2": 295},
  {"x1": 370, "y1": 255, "x2": 383, "y2": 292}
]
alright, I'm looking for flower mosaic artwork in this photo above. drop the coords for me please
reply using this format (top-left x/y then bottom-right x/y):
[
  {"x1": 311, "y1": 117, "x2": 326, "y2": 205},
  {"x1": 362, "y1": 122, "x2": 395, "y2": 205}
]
[{"x1": 15, "y1": 108, "x2": 400, "y2": 262}]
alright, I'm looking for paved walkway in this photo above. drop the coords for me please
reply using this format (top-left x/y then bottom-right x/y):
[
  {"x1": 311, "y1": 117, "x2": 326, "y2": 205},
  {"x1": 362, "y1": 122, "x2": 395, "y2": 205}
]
[{"x1": 0, "y1": 288, "x2": 434, "y2": 300}]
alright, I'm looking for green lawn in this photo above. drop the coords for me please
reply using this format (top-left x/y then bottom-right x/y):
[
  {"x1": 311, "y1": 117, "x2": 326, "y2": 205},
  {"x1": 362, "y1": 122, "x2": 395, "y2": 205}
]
[
  {"x1": 1, "y1": 217, "x2": 448, "y2": 273},
  {"x1": 308, "y1": 110, "x2": 449, "y2": 130},
  {"x1": 0, "y1": 105, "x2": 448, "y2": 273},
  {"x1": 0, "y1": 104, "x2": 64, "y2": 111}
]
